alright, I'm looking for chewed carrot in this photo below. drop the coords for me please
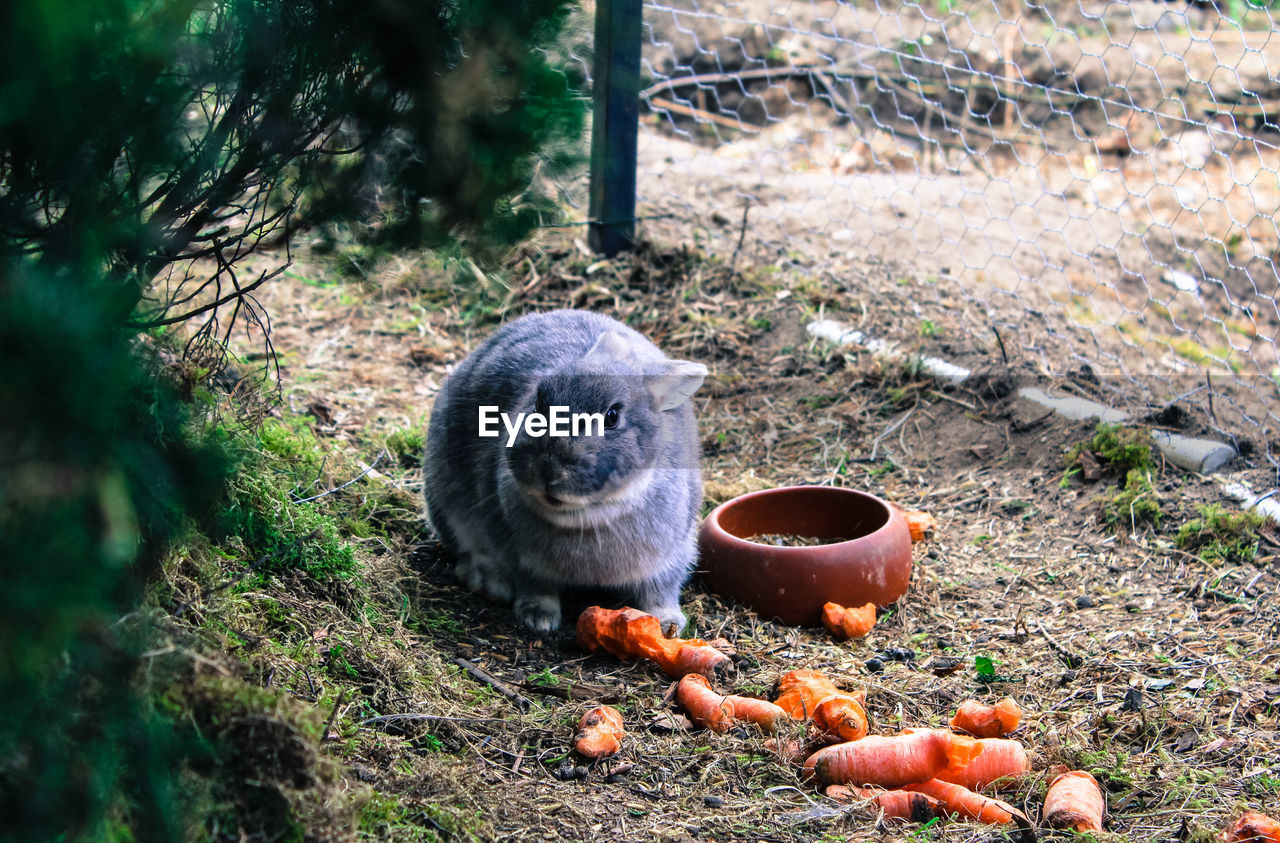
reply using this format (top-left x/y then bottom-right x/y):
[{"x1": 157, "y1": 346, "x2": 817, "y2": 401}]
[
  {"x1": 934, "y1": 737, "x2": 1029, "y2": 791},
  {"x1": 676, "y1": 673, "x2": 788, "y2": 734},
  {"x1": 1227, "y1": 812, "x2": 1280, "y2": 843},
  {"x1": 575, "y1": 606, "x2": 732, "y2": 678},
  {"x1": 775, "y1": 669, "x2": 844, "y2": 719},
  {"x1": 825, "y1": 784, "x2": 944, "y2": 822},
  {"x1": 905, "y1": 778, "x2": 1027, "y2": 825},
  {"x1": 804, "y1": 728, "x2": 981, "y2": 788},
  {"x1": 902, "y1": 509, "x2": 938, "y2": 543},
  {"x1": 822, "y1": 601, "x2": 877, "y2": 640},
  {"x1": 774, "y1": 669, "x2": 869, "y2": 742},
  {"x1": 763, "y1": 736, "x2": 808, "y2": 765},
  {"x1": 950, "y1": 697, "x2": 1022, "y2": 738},
  {"x1": 1043, "y1": 767, "x2": 1105, "y2": 832},
  {"x1": 573, "y1": 705, "x2": 624, "y2": 759}
]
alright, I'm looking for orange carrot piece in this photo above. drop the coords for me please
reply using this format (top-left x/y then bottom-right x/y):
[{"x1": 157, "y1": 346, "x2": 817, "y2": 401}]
[
  {"x1": 775, "y1": 669, "x2": 841, "y2": 719},
  {"x1": 905, "y1": 778, "x2": 1027, "y2": 825},
  {"x1": 1227, "y1": 812, "x2": 1280, "y2": 843},
  {"x1": 763, "y1": 736, "x2": 808, "y2": 765},
  {"x1": 822, "y1": 601, "x2": 877, "y2": 640},
  {"x1": 575, "y1": 606, "x2": 731, "y2": 678},
  {"x1": 813, "y1": 695, "x2": 870, "y2": 744},
  {"x1": 1043, "y1": 768, "x2": 1105, "y2": 832},
  {"x1": 573, "y1": 705, "x2": 625, "y2": 759},
  {"x1": 804, "y1": 728, "x2": 981, "y2": 788},
  {"x1": 676, "y1": 673, "x2": 788, "y2": 734},
  {"x1": 934, "y1": 737, "x2": 1029, "y2": 791},
  {"x1": 774, "y1": 669, "x2": 869, "y2": 742},
  {"x1": 825, "y1": 784, "x2": 944, "y2": 822},
  {"x1": 902, "y1": 509, "x2": 938, "y2": 543},
  {"x1": 950, "y1": 697, "x2": 1022, "y2": 738}
]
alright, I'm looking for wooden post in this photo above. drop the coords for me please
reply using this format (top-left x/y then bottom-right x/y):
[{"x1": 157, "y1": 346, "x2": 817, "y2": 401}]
[{"x1": 588, "y1": 0, "x2": 642, "y2": 256}]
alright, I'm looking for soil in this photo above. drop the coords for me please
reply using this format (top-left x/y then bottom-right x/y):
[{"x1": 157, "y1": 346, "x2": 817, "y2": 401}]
[
  {"x1": 193, "y1": 227, "x2": 1280, "y2": 841},
  {"x1": 628, "y1": 0, "x2": 1280, "y2": 456},
  {"x1": 745, "y1": 534, "x2": 850, "y2": 547},
  {"x1": 164, "y1": 2, "x2": 1280, "y2": 837}
]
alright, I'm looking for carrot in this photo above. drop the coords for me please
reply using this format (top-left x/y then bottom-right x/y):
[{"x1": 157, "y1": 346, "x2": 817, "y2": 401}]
[
  {"x1": 1043, "y1": 767, "x2": 1105, "y2": 832},
  {"x1": 905, "y1": 778, "x2": 1028, "y2": 826},
  {"x1": 825, "y1": 784, "x2": 944, "y2": 822},
  {"x1": 763, "y1": 736, "x2": 809, "y2": 765},
  {"x1": 822, "y1": 601, "x2": 877, "y2": 640},
  {"x1": 573, "y1": 705, "x2": 625, "y2": 759},
  {"x1": 934, "y1": 737, "x2": 1029, "y2": 791},
  {"x1": 1226, "y1": 812, "x2": 1280, "y2": 843},
  {"x1": 676, "y1": 673, "x2": 788, "y2": 734},
  {"x1": 950, "y1": 697, "x2": 1022, "y2": 738},
  {"x1": 575, "y1": 606, "x2": 732, "y2": 678},
  {"x1": 774, "y1": 669, "x2": 869, "y2": 742},
  {"x1": 902, "y1": 509, "x2": 938, "y2": 543},
  {"x1": 803, "y1": 728, "x2": 981, "y2": 788}
]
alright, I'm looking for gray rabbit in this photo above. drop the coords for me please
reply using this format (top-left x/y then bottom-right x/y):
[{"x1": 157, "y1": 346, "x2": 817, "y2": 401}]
[{"x1": 423, "y1": 309, "x2": 706, "y2": 633}]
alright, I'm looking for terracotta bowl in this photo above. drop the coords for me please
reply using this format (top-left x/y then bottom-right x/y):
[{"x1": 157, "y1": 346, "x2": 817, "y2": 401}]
[{"x1": 697, "y1": 485, "x2": 914, "y2": 626}]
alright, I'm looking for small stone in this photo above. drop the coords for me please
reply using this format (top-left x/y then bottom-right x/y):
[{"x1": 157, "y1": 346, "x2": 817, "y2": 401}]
[
  {"x1": 865, "y1": 657, "x2": 885, "y2": 673},
  {"x1": 1075, "y1": 594, "x2": 1095, "y2": 609},
  {"x1": 704, "y1": 795, "x2": 725, "y2": 808}
]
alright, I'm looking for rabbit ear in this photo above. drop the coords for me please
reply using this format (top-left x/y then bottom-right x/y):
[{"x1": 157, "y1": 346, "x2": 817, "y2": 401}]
[
  {"x1": 582, "y1": 330, "x2": 634, "y2": 366},
  {"x1": 647, "y1": 360, "x2": 707, "y2": 410}
]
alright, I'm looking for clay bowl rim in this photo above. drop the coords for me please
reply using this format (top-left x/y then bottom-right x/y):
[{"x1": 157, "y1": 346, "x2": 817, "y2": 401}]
[{"x1": 701, "y1": 484, "x2": 900, "y2": 552}]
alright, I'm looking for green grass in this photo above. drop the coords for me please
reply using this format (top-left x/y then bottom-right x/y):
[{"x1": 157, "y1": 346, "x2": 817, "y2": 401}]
[
  {"x1": 1105, "y1": 468, "x2": 1163, "y2": 529},
  {"x1": 1065, "y1": 424, "x2": 1163, "y2": 530},
  {"x1": 1075, "y1": 423, "x2": 1154, "y2": 476},
  {"x1": 1177, "y1": 503, "x2": 1265, "y2": 564},
  {"x1": 215, "y1": 418, "x2": 365, "y2": 583},
  {"x1": 386, "y1": 424, "x2": 426, "y2": 467}
]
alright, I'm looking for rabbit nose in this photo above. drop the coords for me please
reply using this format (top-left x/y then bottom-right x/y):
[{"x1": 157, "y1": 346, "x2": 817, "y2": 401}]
[{"x1": 540, "y1": 460, "x2": 567, "y2": 489}]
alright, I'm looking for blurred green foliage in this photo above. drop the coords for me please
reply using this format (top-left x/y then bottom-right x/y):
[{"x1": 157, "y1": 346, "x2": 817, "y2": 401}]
[
  {"x1": 0, "y1": 0, "x2": 585, "y2": 323},
  {"x1": 0, "y1": 261, "x2": 232, "y2": 839},
  {"x1": 0, "y1": 0, "x2": 583, "y2": 837}
]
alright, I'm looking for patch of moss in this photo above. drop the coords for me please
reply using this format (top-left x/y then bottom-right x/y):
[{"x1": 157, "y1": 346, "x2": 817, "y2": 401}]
[
  {"x1": 1069, "y1": 422, "x2": 1154, "y2": 476},
  {"x1": 386, "y1": 425, "x2": 426, "y2": 467},
  {"x1": 216, "y1": 421, "x2": 360, "y2": 583},
  {"x1": 1065, "y1": 424, "x2": 1162, "y2": 530},
  {"x1": 220, "y1": 470, "x2": 357, "y2": 582},
  {"x1": 1104, "y1": 468, "x2": 1163, "y2": 529},
  {"x1": 1177, "y1": 503, "x2": 1264, "y2": 564},
  {"x1": 358, "y1": 795, "x2": 487, "y2": 842}
]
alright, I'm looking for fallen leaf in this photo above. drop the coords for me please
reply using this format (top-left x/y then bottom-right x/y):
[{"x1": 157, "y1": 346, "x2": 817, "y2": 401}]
[{"x1": 647, "y1": 711, "x2": 693, "y2": 733}]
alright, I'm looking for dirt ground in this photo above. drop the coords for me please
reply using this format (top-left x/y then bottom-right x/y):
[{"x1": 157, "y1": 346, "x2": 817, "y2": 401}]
[
  {"x1": 199, "y1": 227, "x2": 1280, "y2": 841},
  {"x1": 167, "y1": 2, "x2": 1280, "y2": 838},
  {"x1": 626, "y1": 0, "x2": 1280, "y2": 455}
]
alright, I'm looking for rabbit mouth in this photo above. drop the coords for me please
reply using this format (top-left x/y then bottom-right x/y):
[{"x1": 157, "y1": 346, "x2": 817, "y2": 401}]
[{"x1": 528, "y1": 489, "x2": 591, "y2": 512}]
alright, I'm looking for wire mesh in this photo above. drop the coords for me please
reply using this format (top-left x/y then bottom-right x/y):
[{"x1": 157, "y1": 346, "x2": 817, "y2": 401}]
[{"x1": 623, "y1": 0, "x2": 1280, "y2": 471}]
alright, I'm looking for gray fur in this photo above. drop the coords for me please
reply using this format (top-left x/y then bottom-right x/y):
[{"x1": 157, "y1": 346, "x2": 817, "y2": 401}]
[{"x1": 423, "y1": 310, "x2": 706, "y2": 633}]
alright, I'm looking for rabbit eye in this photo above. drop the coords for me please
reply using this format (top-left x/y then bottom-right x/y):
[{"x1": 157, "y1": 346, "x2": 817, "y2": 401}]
[{"x1": 604, "y1": 403, "x2": 622, "y2": 429}]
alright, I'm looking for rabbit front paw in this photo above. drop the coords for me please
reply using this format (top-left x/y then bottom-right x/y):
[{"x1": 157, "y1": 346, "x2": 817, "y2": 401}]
[
  {"x1": 513, "y1": 593, "x2": 562, "y2": 633},
  {"x1": 454, "y1": 554, "x2": 511, "y2": 601},
  {"x1": 647, "y1": 604, "x2": 688, "y2": 636}
]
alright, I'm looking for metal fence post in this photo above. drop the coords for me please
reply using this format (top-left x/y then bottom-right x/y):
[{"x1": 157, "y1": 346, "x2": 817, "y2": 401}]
[{"x1": 588, "y1": 0, "x2": 642, "y2": 257}]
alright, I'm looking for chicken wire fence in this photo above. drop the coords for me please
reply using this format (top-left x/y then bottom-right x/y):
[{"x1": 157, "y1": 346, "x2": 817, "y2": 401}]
[{"x1": 576, "y1": 0, "x2": 1280, "y2": 473}]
